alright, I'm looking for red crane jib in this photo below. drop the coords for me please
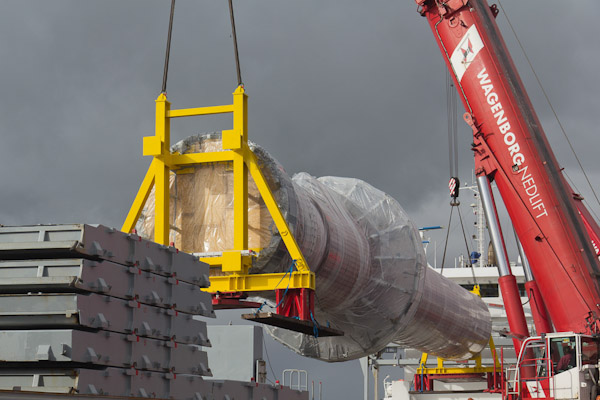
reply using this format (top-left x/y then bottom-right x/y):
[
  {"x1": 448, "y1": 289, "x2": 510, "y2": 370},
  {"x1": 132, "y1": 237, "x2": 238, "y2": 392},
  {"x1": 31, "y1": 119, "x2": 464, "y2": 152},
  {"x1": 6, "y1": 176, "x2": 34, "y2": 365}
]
[{"x1": 418, "y1": 0, "x2": 600, "y2": 335}]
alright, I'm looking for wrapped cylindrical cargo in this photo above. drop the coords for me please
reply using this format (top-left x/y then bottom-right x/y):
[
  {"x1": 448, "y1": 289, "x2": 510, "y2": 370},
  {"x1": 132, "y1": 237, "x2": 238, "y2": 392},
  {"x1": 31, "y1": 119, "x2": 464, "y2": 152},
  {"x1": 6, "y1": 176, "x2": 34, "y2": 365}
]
[{"x1": 138, "y1": 133, "x2": 491, "y2": 362}]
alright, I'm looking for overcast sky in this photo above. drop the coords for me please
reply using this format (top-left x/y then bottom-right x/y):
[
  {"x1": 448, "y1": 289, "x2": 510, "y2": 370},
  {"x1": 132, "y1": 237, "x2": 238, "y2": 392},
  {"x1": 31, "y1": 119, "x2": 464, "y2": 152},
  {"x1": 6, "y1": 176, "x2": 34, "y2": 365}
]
[{"x1": 0, "y1": 1, "x2": 599, "y2": 399}]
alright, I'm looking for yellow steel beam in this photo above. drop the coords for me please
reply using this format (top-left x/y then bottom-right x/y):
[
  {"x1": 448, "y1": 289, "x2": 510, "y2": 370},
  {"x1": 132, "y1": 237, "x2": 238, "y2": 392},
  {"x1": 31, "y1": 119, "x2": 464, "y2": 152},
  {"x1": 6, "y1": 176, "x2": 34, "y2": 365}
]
[
  {"x1": 417, "y1": 365, "x2": 498, "y2": 374},
  {"x1": 206, "y1": 270, "x2": 315, "y2": 292},
  {"x1": 233, "y1": 85, "x2": 247, "y2": 143},
  {"x1": 488, "y1": 335, "x2": 501, "y2": 369},
  {"x1": 221, "y1": 251, "x2": 251, "y2": 273},
  {"x1": 199, "y1": 257, "x2": 223, "y2": 266},
  {"x1": 416, "y1": 334, "x2": 501, "y2": 375},
  {"x1": 245, "y1": 146, "x2": 309, "y2": 272},
  {"x1": 233, "y1": 151, "x2": 248, "y2": 252},
  {"x1": 153, "y1": 93, "x2": 171, "y2": 245},
  {"x1": 167, "y1": 104, "x2": 234, "y2": 118},
  {"x1": 169, "y1": 151, "x2": 235, "y2": 166},
  {"x1": 154, "y1": 159, "x2": 170, "y2": 245},
  {"x1": 121, "y1": 159, "x2": 157, "y2": 234}
]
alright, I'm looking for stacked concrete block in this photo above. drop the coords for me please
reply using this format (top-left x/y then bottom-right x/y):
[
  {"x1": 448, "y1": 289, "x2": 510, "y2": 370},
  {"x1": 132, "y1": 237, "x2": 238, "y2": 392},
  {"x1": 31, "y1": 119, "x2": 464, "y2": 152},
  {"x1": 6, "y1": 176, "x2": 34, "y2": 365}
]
[
  {"x1": 0, "y1": 371, "x2": 308, "y2": 400},
  {"x1": 0, "y1": 224, "x2": 215, "y2": 398}
]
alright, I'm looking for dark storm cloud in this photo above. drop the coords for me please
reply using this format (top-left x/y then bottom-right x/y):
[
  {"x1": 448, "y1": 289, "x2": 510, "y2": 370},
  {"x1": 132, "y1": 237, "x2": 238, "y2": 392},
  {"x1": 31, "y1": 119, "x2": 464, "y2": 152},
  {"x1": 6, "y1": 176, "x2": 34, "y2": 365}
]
[{"x1": 0, "y1": 1, "x2": 598, "y2": 398}]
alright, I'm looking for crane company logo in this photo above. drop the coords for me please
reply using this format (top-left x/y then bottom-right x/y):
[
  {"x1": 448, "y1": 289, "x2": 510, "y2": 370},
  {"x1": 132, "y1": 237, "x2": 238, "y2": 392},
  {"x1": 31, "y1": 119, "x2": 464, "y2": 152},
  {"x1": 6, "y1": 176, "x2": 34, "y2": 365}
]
[
  {"x1": 450, "y1": 25, "x2": 484, "y2": 82},
  {"x1": 461, "y1": 39, "x2": 474, "y2": 60},
  {"x1": 476, "y1": 67, "x2": 548, "y2": 219}
]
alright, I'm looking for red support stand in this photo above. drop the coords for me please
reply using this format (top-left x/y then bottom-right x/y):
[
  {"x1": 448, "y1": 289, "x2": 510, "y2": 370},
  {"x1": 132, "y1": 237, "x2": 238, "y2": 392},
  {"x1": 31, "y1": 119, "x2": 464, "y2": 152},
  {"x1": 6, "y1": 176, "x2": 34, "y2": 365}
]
[
  {"x1": 486, "y1": 372, "x2": 503, "y2": 392},
  {"x1": 276, "y1": 288, "x2": 314, "y2": 320},
  {"x1": 241, "y1": 288, "x2": 342, "y2": 337},
  {"x1": 413, "y1": 374, "x2": 433, "y2": 392}
]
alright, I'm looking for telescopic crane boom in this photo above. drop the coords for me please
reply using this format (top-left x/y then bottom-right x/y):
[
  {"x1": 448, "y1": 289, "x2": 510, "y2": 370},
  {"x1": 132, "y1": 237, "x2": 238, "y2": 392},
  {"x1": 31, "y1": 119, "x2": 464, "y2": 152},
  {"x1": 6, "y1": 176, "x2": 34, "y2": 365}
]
[
  {"x1": 416, "y1": 1, "x2": 600, "y2": 398},
  {"x1": 416, "y1": 0, "x2": 600, "y2": 336}
]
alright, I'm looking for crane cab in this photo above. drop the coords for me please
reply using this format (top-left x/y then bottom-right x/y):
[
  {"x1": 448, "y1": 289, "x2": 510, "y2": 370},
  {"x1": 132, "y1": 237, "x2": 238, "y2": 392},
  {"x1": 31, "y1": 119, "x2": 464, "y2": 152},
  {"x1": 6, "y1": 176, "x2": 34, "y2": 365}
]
[{"x1": 507, "y1": 333, "x2": 599, "y2": 400}]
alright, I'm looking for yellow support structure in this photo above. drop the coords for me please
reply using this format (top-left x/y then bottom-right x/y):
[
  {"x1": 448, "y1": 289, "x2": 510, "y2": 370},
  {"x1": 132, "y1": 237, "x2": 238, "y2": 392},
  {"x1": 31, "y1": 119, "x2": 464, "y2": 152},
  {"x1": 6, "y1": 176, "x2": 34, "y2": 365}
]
[
  {"x1": 416, "y1": 335, "x2": 501, "y2": 375},
  {"x1": 208, "y1": 270, "x2": 315, "y2": 292},
  {"x1": 416, "y1": 337, "x2": 501, "y2": 375},
  {"x1": 416, "y1": 284, "x2": 501, "y2": 376},
  {"x1": 122, "y1": 86, "x2": 314, "y2": 292},
  {"x1": 122, "y1": 159, "x2": 157, "y2": 235}
]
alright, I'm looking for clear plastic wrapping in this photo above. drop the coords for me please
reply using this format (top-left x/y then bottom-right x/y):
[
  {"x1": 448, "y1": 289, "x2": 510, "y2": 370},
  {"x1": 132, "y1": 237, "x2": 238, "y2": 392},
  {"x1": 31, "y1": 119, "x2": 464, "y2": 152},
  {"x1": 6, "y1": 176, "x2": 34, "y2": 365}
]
[
  {"x1": 137, "y1": 134, "x2": 283, "y2": 270},
  {"x1": 138, "y1": 134, "x2": 491, "y2": 362}
]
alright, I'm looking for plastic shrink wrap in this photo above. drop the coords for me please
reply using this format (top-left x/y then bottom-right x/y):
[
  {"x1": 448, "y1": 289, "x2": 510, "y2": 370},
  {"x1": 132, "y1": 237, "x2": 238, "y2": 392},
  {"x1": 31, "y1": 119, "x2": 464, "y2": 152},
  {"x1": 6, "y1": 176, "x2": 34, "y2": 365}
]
[{"x1": 138, "y1": 133, "x2": 492, "y2": 362}]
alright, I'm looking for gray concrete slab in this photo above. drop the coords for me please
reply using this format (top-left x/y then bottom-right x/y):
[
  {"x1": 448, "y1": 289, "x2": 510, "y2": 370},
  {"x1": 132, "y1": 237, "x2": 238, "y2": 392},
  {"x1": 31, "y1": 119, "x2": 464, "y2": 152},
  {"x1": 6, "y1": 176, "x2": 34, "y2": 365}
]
[
  {"x1": 0, "y1": 293, "x2": 211, "y2": 345},
  {"x1": 0, "y1": 370, "x2": 309, "y2": 400},
  {"x1": 0, "y1": 330, "x2": 211, "y2": 375},
  {"x1": 0, "y1": 225, "x2": 208, "y2": 285},
  {"x1": 0, "y1": 259, "x2": 213, "y2": 316}
]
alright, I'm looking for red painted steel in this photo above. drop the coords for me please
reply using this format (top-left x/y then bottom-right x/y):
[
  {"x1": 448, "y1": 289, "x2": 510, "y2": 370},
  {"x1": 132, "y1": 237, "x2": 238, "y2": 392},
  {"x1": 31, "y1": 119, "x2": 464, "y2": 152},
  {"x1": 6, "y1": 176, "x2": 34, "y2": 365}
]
[
  {"x1": 578, "y1": 205, "x2": 600, "y2": 262},
  {"x1": 211, "y1": 292, "x2": 263, "y2": 310},
  {"x1": 524, "y1": 280, "x2": 553, "y2": 335},
  {"x1": 417, "y1": 0, "x2": 600, "y2": 335},
  {"x1": 498, "y1": 275, "x2": 529, "y2": 354},
  {"x1": 276, "y1": 288, "x2": 314, "y2": 321}
]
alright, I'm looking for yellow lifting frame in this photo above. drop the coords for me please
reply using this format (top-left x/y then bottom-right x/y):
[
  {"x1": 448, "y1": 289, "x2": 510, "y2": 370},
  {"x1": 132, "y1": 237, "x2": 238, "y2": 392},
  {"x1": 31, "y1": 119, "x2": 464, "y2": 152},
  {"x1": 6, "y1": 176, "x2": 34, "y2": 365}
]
[
  {"x1": 416, "y1": 284, "x2": 501, "y2": 376},
  {"x1": 122, "y1": 86, "x2": 315, "y2": 292},
  {"x1": 416, "y1": 336, "x2": 501, "y2": 375}
]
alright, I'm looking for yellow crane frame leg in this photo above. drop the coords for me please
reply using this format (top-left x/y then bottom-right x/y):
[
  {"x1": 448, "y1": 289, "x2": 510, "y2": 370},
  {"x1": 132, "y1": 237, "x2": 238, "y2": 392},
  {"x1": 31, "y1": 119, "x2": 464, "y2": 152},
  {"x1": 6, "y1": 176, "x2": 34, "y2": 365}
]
[{"x1": 122, "y1": 86, "x2": 315, "y2": 294}]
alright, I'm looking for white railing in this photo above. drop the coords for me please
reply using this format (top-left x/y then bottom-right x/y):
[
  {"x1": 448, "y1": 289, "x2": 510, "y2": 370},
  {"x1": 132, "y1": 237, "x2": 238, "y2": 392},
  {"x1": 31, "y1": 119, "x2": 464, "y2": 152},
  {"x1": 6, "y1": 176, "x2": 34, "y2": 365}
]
[{"x1": 282, "y1": 369, "x2": 308, "y2": 391}]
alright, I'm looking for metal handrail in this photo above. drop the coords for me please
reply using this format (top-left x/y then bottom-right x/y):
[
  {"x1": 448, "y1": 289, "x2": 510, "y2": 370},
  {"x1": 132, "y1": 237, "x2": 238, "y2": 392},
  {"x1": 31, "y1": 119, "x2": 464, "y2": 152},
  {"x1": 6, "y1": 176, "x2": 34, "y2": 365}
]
[{"x1": 282, "y1": 369, "x2": 308, "y2": 391}]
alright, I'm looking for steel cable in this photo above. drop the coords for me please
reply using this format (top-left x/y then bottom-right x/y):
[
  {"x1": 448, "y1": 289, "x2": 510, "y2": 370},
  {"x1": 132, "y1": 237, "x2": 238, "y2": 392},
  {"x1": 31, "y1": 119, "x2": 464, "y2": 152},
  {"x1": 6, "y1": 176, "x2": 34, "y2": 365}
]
[
  {"x1": 161, "y1": 0, "x2": 176, "y2": 94},
  {"x1": 498, "y1": 1, "x2": 600, "y2": 210},
  {"x1": 446, "y1": 70, "x2": 459, "y2": 177},
  {"x1": 440, "y1": 206, "x2": 454, "y2": 274},
  {"x1": 228, "y1": 0, "x2": 243, "y2": 86},
  {"x1": 457, "y1": 205, "x2": 477, "y2": 286}
]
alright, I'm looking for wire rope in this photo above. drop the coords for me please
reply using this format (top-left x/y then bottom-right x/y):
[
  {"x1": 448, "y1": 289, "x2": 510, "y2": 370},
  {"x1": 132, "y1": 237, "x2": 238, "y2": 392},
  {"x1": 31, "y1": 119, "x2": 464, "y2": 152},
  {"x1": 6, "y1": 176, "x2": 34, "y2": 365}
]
[
  {"x1": 161, "y1": 0, "x2": 176, "y2": 94},
  {"x1": 262, "y1": 335, "x2": 278, "y2": 382},
  {"x1": 446, "y1": 70, "x2": 459, "y2": 177},
  {"x1": 440, "y1": 207, "x2": 454, "y2": 274},
  {"x1": 228, "y1": 0, "x2": 243, "y2": 86},
  {"x1": 498, "y1": 1, "x2": 600, "y2": 210},
  {"x1": 564, "y1": 169, "x2": 600, "y2": 223},
  {"x1": 495, "y1": 2, "x2": 600, "y2": 318},
  {"x1": 457, "y1": 205, "x2": 478, "y2": 286}
]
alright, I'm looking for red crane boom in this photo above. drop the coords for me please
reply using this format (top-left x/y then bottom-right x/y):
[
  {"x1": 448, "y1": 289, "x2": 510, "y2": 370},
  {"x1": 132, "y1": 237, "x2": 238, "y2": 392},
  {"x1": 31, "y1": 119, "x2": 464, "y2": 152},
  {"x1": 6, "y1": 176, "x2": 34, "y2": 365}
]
[{"x1": 416, "y1": 0, "x2": 600, "y2": 337}]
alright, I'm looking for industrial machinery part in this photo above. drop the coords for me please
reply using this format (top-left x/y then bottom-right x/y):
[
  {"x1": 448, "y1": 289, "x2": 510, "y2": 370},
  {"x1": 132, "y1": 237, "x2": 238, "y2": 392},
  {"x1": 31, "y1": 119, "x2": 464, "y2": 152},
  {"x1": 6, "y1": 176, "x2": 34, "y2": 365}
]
[
  {"x1": 515, "y1": 232, "x2": 553, "y2": 335},
  {"x1": 417, "y1": 0, "x2": 600, "y2": 398},
  {"x1": 477, "y1": 174, "x2": 529, "y2": 355},
  {"x1": 139, "y1": 134, "x2": 492, "y2": 362},
  {"x1": 418, "y1": 0, "x2": 600, "y2": 335}
]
